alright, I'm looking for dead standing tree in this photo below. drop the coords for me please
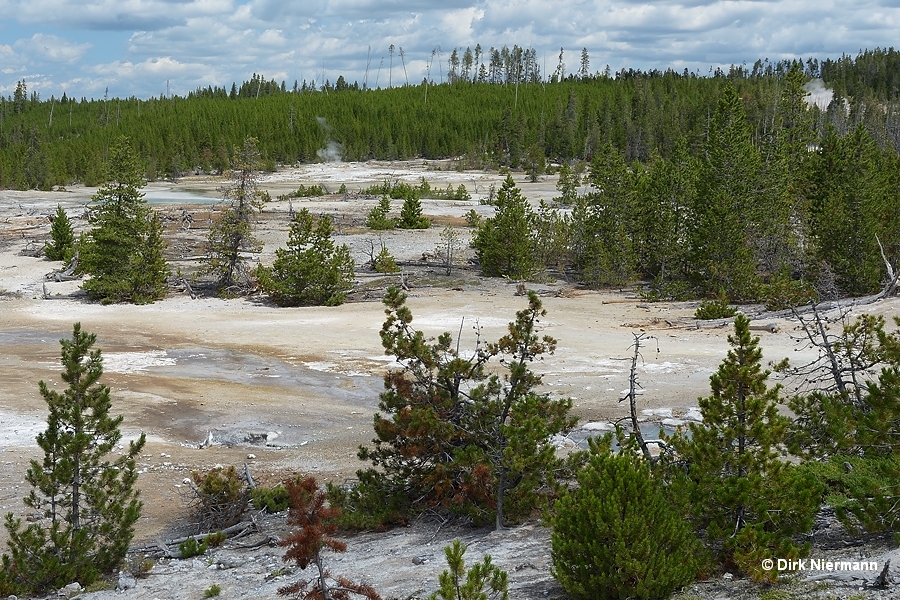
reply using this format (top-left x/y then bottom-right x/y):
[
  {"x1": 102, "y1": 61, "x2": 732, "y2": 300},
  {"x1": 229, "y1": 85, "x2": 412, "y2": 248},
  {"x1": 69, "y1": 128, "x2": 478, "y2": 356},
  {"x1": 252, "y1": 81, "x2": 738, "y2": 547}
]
[
  {"x1": 435, "y1": 225, "x2": 465, "y2": 276},
  {"x1": 780, "y1": 304, "x2": 891, "y2": 457},
  {"x1": 278, "y1": 476, "x2": 384, "y2": 600},
  {"x1": 785, "y1": 306, "x2": 883, "y2": 404},
  {"x1": 619, "y1": 332, "x2": 659, "y2": 461},
  {"x1": 203, "y1": 137, "x2": 264, "y2": 295}
]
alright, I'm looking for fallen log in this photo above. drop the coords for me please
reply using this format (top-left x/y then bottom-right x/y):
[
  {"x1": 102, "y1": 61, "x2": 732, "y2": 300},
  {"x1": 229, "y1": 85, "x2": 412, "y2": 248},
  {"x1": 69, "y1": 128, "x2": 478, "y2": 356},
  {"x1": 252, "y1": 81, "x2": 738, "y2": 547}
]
[
  {"x1": 748, "y1": 322, "x2": 780, "y2": 333},
  {"x1": 131, "y1": 518, "x2": 261, "y2": 557}
]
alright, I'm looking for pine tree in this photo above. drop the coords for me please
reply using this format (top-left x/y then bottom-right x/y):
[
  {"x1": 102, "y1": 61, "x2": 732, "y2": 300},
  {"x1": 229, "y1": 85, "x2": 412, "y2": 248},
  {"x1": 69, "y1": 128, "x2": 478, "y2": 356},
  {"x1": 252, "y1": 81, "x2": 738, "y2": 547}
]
[
  {"x1": 553, "y1": 163, "x2": 579, "y2": 206},
  {"x1": 466, "y1": 291, "x2": 575, "y2": 528},
  {"x1": 430, "y1": 540, "x2": 509, "y2": 600},
  {"x1": 756, "y1": 61, "x2": 814, "y2": 276},
  {"x1": 569, "y1": 143, "x2": 635, "y2": 287},
  {"x1": 356, "y1": 288, "x2": 573, "y2": 527},
  {"x1": 551, "y1": 439, "x2": 705, "y2": 600},
  {"x1": 204, "y1": 136, "x2": 264, "y2": 294},
  {"x1": 523, "y1": 143, "x2": 545, "y2": 183},
  {"x1": 397, "y1": 196, "x2": 430, "y2": 229},
  {"x1": 3, "y1": 323, "x2": 145, "y2": 593},
  {"x1": 256, "y1": 209, "x2": 355, "y2": 306},
  {"x1": 44, "y1": 204, "x2": 75, "y2": 262},
  {"x1": 808, "y1": 124, "x2": 891, "y2": 296},
  {"x1": 79, "y1": 137, "x2": 169, "y2": 304},
  {"x1": 365, "y1": 196, "x2": 394, "y2": 230},
  {"x1": 689, "y1": 84, "x2": 761, "y2": 301},
  {"x1": 632, "y1": 141, "x2": 697, "y2": 290},
  {"x1": 278, "y1": 476, "x2": 381, "y2": 600},
  {"x1": 474, "y1": 175, "x2": 538, "y2": 280},
  {"x1": 667, "y1": 315, "x2": 821, "y2": 580}
]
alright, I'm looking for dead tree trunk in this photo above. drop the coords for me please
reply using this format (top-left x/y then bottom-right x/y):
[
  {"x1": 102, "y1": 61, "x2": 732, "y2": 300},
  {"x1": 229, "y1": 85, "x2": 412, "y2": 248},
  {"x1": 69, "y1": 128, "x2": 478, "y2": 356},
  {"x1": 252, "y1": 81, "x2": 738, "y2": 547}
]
[{"x1": 621, "y1": 332, "x2": 657, "y2": 461}]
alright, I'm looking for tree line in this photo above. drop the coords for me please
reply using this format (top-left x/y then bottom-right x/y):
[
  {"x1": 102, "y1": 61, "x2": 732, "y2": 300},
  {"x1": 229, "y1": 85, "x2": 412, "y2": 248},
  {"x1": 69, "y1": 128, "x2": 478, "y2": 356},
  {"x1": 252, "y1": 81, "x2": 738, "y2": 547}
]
[
  {"x1": 46, "y1": 112, "x2": 899, "y2": 309},
  {"x1": 472, "y1": 67, "x2": 900, "y2": 303},
  {"x1": 2, "y1": 48, "x2": 900, "y2": 189}
]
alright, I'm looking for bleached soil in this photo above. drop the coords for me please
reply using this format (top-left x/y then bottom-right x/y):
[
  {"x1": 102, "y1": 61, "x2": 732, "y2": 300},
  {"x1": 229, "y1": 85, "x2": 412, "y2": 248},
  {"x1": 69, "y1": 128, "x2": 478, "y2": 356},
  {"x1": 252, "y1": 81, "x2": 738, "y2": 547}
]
[{"x1": 2, "y1": 160, "x2": 898, "y2": 598}]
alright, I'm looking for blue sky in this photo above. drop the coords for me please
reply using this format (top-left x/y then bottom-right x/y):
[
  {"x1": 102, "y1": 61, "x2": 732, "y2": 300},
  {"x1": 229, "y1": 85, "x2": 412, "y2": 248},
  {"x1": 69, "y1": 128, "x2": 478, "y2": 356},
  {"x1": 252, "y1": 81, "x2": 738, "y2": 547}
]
[{"x1": 2, "y1": 0, "x2": 899, "y2": 101}]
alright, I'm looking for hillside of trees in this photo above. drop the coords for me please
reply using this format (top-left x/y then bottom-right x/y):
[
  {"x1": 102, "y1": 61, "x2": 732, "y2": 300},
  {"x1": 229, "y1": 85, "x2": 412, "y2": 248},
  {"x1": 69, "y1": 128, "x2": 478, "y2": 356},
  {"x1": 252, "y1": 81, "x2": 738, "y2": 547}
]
[
  {"x1": 1, "y1": 47, "x2": 899, "y2": 189},
  {"x1": 4, "y1": 47, "x2": 900, "y2": 306}
]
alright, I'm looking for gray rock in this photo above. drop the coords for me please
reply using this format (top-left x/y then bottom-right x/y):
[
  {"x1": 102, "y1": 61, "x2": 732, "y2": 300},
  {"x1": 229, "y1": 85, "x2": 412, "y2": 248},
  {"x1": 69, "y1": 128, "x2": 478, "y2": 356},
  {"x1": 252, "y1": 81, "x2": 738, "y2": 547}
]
[
  {"x1": 57, "y1": 582, "x2": 81, "y2": 598},
  {"x1": 117, "y1": 570, "x2": 137, "y2": 591}
]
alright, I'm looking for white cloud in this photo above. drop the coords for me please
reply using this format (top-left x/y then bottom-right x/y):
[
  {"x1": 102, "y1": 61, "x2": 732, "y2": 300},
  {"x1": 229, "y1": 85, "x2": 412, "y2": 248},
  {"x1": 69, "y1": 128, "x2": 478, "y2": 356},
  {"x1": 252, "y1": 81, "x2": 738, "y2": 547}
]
[
  {"x1": 14, "y1": 34, "x2": 91, "y2": 65},
  {"x1": 257, "y1": 28, "x2": 286, "y2": 47},
  {"x1": 3, "y1": 0, "x2": 900, "y2": 99},
  {"x1": 26, "y1": 0, "x2": 232, "y2": 28}
]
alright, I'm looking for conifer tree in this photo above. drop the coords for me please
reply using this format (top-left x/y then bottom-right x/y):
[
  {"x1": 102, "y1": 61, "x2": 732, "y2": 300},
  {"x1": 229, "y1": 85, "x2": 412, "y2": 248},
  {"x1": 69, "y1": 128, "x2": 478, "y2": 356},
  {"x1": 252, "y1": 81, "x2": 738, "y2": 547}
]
[
  {"x1": 808, "y1": 124, "x2": 893, "y2": 296},
  {"x1": 474, "y1": 175, "x2": 538, "y2": 280},
  {"x1": 44, "y1": 204, "x2": 75, "y2": 262},
  {"x1": 3, "y1": 323, "x2": 145, "y2": 593},
  {"x1": 204, "y1": 136, "x2": 264, "y2": 294},
  {"x1": 553, "y1": 163, "x2": 579, "y2": 206},
  {"x1": 356, "y1": 288, "x2": 573, "y2": 527},
  {"x1": 668, "y1": 315, "x2": 821, "y2": 580},
  {"x1": 365, "y1": 196, "x2": 395, "y2": 230},
  {"x1": 256, "y1": 208, "x2": 354, "y2": 306},
  {"x1": 552, "y1": 439, "x2": 705, "y2": 600},
  {"x1": 430, "y1": 540, "x2": 508, "y2": 600},
  {"x1": 756, "y1": 61, "x2": 814, "y2": 277},
  {"x1": 569, "y1": 143, "x2": 635, "y2": 287},
  {"x1": 689, "y1": 84, "x2": 761, "y2": 301},
  {"x1": 397, "y1": 195, "x2": 430, "y2": 229},
  {"x1": 79, "y1": 137, "x2": 169, "y2": 304},
  {"x1": 278, "y1": 476, "x2": 381, "y2": 600},
  {"x1": 632, "y1": 141, "x2": 697, "y2": 289},
  {"x1": 523, "y1": 142, "x2": 546, "y2": 182},
  {"x1": 460, "y1": 291, "x2": 575, "y2": 528}
]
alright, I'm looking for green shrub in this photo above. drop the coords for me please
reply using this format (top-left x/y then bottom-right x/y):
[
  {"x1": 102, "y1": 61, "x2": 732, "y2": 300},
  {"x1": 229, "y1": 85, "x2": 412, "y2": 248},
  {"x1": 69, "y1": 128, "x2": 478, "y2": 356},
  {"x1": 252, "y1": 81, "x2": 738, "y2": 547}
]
[
  {"x1": 189, "y1": 465, "x2": 249, "y2": 529},
  {"x1": 179, "y1": 536, "x2": 208, "y2": 558},
  {"x1": 694, "y1": 297, "x2": 737, "y2": 320},
  {"x1": 639, "y1": 277, "x2": 691, "y2": 302},
  {"x1": 430, "y1": 539, "x2": 508, "y2": 600},
  {"x1": 251, "y1": 484, "x2": 291, "y2": 513},
  {"x1": 361, "y1": 180, "x2": 419, "y2": 201},
  {"x1": 291, "y1": 184, "x2": 326, "y2": 197},
  {"x1": 122, "y1": 554, "x2": 155, "y2": 578},
  {"x1": 802, "y1": 454, "x2": 900, "y2": 537},
  {"x1": 365, "y1": 196, "x2": 395, "y2": 230},
  {"x1": 85, "y1": 578, "x2": 115, "y2": 592},
  {"x1": 762, "y1": 269, "x2": 817, "y2": 311},
  {"x1": 204, "y1": 583, "x2": 222, "y2": 597},
  {"x1": 464, "y1": 209, "x2": 483, "y2": 229},
  {"x1": 424, "y1": 182, "x2": 472, "y2": 201},
  {"x1": 551, "y1": 443, "x2": 705, "y2": 600},
  {"x1": 374, "y1": 246, "x2": 401, "y2": 273},
  {"x1": 0, "y1": 556, "x2": 21, "y2": 597},
  {"x1": 204, "y1": 530, "x2": 227, "y2": 548},
  {"x1": 324, "y1": 475, "x2": 409, "y2": 531}
]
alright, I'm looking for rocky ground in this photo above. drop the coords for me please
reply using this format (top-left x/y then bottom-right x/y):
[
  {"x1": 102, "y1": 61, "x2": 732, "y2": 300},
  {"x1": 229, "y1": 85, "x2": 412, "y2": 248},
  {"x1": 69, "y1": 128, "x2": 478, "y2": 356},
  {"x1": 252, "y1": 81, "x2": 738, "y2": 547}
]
[{"x1": 1, "y1": 160, "x2": 899, "y2": 599}]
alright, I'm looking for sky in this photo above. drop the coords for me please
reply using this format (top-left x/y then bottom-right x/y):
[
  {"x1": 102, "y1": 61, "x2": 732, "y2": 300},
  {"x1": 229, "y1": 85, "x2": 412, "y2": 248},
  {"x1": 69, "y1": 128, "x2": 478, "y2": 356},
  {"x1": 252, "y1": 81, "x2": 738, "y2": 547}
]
[{"x1": 1, "y1": 0, "x2": 899, "y2": 101}]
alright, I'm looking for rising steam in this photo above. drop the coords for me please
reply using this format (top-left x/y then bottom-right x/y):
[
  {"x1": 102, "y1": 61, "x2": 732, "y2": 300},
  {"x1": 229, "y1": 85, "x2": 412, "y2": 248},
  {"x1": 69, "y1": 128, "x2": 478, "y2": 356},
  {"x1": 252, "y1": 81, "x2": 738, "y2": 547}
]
[
  {"x1": 315, "y1": 116, "x2": 343, "y2": 162},
  {"x1": 803, "y1": 79, "x2": 834, "y2": 110}
]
